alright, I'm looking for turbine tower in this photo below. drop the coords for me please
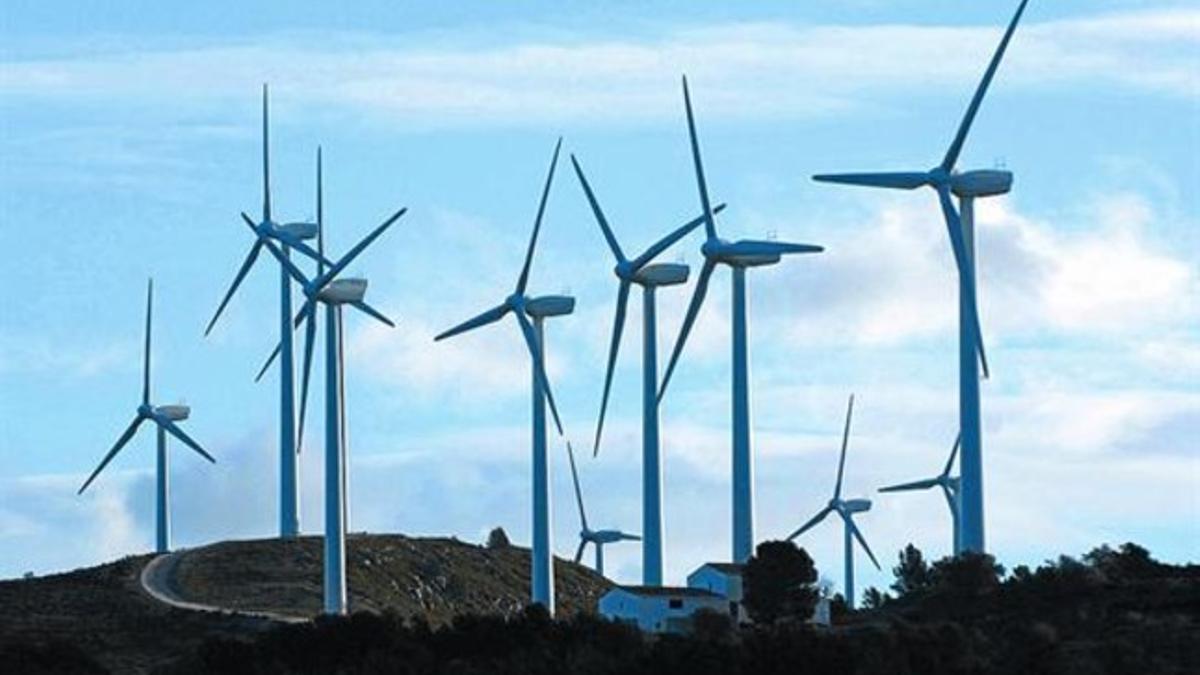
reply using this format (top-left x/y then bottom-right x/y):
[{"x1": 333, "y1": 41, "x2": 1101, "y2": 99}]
[
  {"x1": 571, "y1": 153, "x2": 725, "y2": 585},
  {"x1": 565, "y1": 442, "x2": 640, "y2": 577},
  {"x1": 880, "y1": 434, "x2": 962, "y2": 554},
  {"x1": 205, "y1": 84, "x2": 327, "y2": 539},
  {"x1": 79, "y1": 279, "x2": 216, "y2": 554},
  {"x1": 657, "y1": 76, "x2": 824, "y2": 563},
  {"x1": 435, "y1": 139, "x2": 571, "y2": 615},
  {"x1": 786, "y1": 395, "x2": 880, "y2": 610},
  {"x1": 812, "y1": 0, "x2": 1030, "y2": 553},
  {"x1": 262, "y1": 200, "x2": 406, "y2": 615}
]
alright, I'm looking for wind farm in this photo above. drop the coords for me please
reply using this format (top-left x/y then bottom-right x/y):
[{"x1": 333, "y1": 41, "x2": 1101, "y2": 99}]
[{"x1": 3, "y1": 0, "x2": 1197, "y2": 672}]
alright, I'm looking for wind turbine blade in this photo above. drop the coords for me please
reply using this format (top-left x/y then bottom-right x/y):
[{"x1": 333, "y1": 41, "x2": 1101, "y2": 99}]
[
  {"x1": 834, "y1": 394, "x2": 854, "y2": 500},
  {"x1": 262, "y1": 83, "x2": 271, "y2": 222},
  {"x1": 317, "y1": 146, "x2": 326, "y2": 277},
  {"x1": 657, "y1": 257, "x2": 716, "y2": 403},
  {"x1": 142, "y1": 279, "x2": 153, "y2": 406},
  {"x1": 319, "y1": 207, "x2": 407, "y2": 288},
  {"x1": 681, "y1": 76, "x2": 717, "y2": 241},
  {"x1": 253, "y1": 305, "x2": 308, "y2": 383},
  {"x1": 350, "y1": 300, "x2": 395, "y2": 328},
  {"x1": 516, "y1": 138, "x2": 563, "y2": 295},
  {"x1": 159, "y1": 418, "x2": 217, "y2": 464},
  {"x1": 940, "y1": 483, "x2": 958, "y2": 517},
  {"x1": 514, "y1": 310, "x2": 565, "y2": 436},
  {"x1": 878, "y1": 477, "x2": 940, "y2": 493},
  {"x1": 285, "y1": 237, "x2": 334, "y2": 269},
  {"x1": 78, "y1": 415, "x2": 144, "y2": 494},
  {"x1": 296, "y1": 303, "x2": 317, "y2": 455},
  {"x1": 719, "y1": 240, "x2": 824, "y2": 257},
  {"x1": 941, "y1": 0, "x2": 1030, "y2": 172},
  {"x1": 845, "y1": 514, "x2": 881, "y2": 570},
  {"x1": 254, "y1": 342, "x2": 281, "y2": 383},
  {"x1": 619, "y1": 532, "x2": 642, "y2": 541},
  {"x1": 566, "y1": 442, "x2": 589, "y2": 532},
  {"x1": 936, "y1": 188, "x2": 991, "y2": 379},
  {"x1": 811, "y1": 172, "x2": 930, "y2": 190},
  {"x1": 943, "y1": 432, "x2": 962, "y2": 477},
  {"x1": 570, "y1": 154, "x2": 625, "y2": 264},
  {"x1": 630, "y1": 203, "x2": 727, "y2": 270},
  {"x1": 593, "y1": 279, "x2": 630, "y2": 456},
  {"x1": 434, "y1": 303, "x2": 509, "y2": 342},
  {"x1": 573, "y1": 540, "x2": 587, "y2": 565},
  {"x1": 786, "y1": 505, "x2": 833, "y2": 541},
  {"x1": 204, "y1": 239, "x2": 263, "y2": 337}
]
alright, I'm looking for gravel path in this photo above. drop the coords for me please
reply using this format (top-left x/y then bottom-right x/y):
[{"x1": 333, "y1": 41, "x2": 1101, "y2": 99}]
[{"x1": 140, "y1": 550, "x2": 309, "y2": 624}]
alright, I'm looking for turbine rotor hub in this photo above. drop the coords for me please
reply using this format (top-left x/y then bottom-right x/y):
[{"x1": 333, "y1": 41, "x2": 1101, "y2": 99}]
[{"x1": 700, "y1": 238, "x2": 726, "y2": 258}]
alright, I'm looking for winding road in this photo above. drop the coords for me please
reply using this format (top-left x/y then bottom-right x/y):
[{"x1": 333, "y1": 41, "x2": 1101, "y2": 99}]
[{"x1": 139, "y1": 549, "x2": 308, "y2": 624}]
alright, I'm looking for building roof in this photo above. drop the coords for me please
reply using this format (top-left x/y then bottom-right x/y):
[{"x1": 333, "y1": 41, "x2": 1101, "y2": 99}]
[
  {"x1": 606, "y1": 585, "x2": 721, "y2": 598},
  {"x1": 694, "y1": 562, "x2": 746, "y2": 575}
]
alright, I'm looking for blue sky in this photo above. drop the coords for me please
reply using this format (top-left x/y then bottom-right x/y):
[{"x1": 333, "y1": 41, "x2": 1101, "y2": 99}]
[{"x1": 1, "y1": 1, "x2": 1197, "y2": 601}]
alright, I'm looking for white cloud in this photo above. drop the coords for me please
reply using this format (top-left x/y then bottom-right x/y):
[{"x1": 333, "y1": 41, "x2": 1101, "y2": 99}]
[
  {"x1": 0, "y1": 335, "x2": 135, "y2": 378},
  {"x1": 1, "y1": 9, "x2": 1195, "y2": 127}
]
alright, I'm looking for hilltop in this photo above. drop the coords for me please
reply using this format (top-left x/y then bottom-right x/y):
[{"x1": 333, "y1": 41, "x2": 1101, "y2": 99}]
[{"x1": 0, "y1": 533, "x2": 611, "y2": 673}]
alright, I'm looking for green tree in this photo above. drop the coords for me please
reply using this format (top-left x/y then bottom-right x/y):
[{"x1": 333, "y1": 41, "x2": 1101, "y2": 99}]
[
  {"x1": 742, "y1": 540, "x2": 819, "y2": 624},
  {"x1": 861, "y1": 587, "x2": 890, "y2": 609},
  {"x1": 890, "y1": 543, "x2": 931, "y2": 597}
]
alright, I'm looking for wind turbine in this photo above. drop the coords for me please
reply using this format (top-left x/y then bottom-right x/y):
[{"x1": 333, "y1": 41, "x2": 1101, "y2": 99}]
[
  {"x1": 79, "y1": 279, "x2": 216, "y2": 554},
  {"x1": 880, "y1": 434, "x2": 962, "y2": 554},
  {"x1": 565, "y1": 442, "x2": 639, "y2": 577},
  {"x1": 204, "y1": 84, "x2": 328, "y2": 539},
  {"x1": 657, "y1": 76, "x2": 824, "y2": 563},
  {"x1": 786, "y1": 395, "x2": 880, "y2": 610},
  {"x1": 571, "y1": 153, "x2": 726, "y2": 586},
  {"x1": 261, "y1": 198, "x2": 405, "y2": 615},
  {"x1": 812, "y1": 0, "x2": 1031, "y2": 553},
  {"x1": 434, "y1": 138, "x2": 571, "y2": 615},
  {"x1": 255, "y1": 149, "x2": 398, "y2": 458}
]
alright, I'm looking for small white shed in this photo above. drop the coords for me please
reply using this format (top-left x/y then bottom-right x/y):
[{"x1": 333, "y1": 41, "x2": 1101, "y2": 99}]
[
  {"x1": 598, "y1": 586, "x2": 727, "y2": 633},
  {"x1": 686, "y1": 562, "x2": 747, "y2": 623}
]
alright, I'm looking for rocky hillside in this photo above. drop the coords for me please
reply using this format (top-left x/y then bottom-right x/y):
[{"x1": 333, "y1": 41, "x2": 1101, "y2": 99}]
[
  {"x1": 170, "y1": 534, "x2": 611, "y2": 622},
  {"x1": 0, "y1": 534, "x2": 612, "y2": 673}
]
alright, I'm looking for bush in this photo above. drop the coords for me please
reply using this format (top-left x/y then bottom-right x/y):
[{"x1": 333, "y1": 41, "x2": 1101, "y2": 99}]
[
  {"x1": 929, "y1": 552, "x2": 1004, "y2": 594},
  {"x1": 0, "y1": 641, "x2": 109, "y2": 675},
  {"x1": 485, "y1": 527, "x2": 510, "y2": 549}
]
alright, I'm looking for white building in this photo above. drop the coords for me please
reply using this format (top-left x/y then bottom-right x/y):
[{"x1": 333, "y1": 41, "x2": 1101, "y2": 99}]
[
  {"x1": 600, "y1": 561, "x2": 830, "y2": 632},
  {"x1": 598, "y1": 586, "x2": 727, "y2": 633},
  {"x1": 686, "y1": 562, "x2": 747, "y2": 623}
]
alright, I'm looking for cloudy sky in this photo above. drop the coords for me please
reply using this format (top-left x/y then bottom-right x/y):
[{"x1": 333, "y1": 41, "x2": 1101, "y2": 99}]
[{"x1": 1, "y1": 1, "x2": 1197, "y2": 600}]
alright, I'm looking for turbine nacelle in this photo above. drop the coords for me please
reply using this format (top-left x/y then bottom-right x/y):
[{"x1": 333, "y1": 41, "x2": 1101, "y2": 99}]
[
  {"x1": 155, "y1": 404, "x2": 191, "y2": 422},
  {"x1": 701, "y1": 238, "x2": 784, "y2": 268},
  {"x1": 951, "y1": 169, "x2": 1013, "y2": 198},
  {"x1": 840, "y1": 498, "x2": 872, "y2": 513},
  {"x1": 634, "y1": 262, "x2": 689, "y2": 287},
  {"x1": 591, "y1": 529, "x2": 640, "y2": 544},
  {"x1": 275, "y1": 221, "x2": 319, "y2": 241},
  {"x1": 525, "y1": 295, "x2": 575, "y2": 318},
  {"x1": 317, "y1": 278, "x2": 368, "y2": 305}
]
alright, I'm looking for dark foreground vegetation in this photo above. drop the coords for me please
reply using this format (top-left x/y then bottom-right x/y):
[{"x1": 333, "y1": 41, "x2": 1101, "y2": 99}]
[
  {"x1": 3, "y1": 541, "x2": 1196, "y2": 674},
  {"x1": 169, "y1": 542, "x2": 1200, "y2": 675}
]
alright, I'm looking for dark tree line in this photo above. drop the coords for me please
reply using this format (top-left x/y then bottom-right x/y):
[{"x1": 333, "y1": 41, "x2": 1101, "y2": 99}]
[{"x1": 5, "y1": 541, "x2": 1193, "y2": 675}]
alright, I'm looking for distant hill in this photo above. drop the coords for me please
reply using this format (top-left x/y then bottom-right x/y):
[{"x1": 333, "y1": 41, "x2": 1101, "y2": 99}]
[{"x1": 0, "y1": 534, "x2": 612, "y2": 674}]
